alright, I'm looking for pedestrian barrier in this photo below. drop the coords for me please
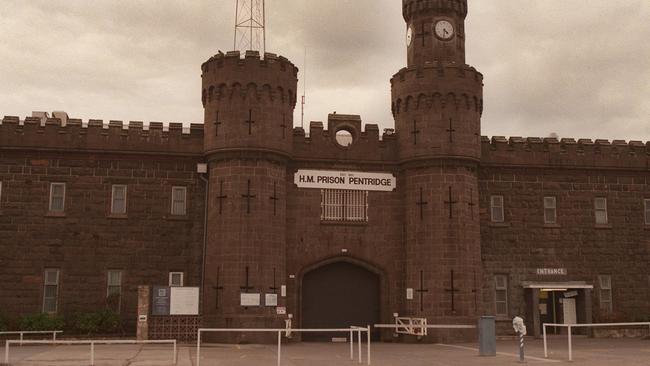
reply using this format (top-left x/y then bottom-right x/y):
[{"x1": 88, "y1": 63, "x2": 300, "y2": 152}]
[
  {"x1": 0, "y1": 331, "x2": 62, "y2": 346},
  {"x1": 196, "y1": 326, "x2": 371, "y2": 366},
  {"x1": 3, "y1": 339, "x2": 177, "y2": 366},
  {"x1": 543, "y1": 322, "x2": 650, "y2": 361}
]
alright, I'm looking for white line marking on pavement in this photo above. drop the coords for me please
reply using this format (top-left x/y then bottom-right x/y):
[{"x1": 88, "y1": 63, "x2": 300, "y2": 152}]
[{"x1": 435, "y1": 344, "x2": 563, "y2": 363}]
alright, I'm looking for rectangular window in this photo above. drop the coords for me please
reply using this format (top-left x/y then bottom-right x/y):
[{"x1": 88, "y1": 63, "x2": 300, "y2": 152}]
[
  {"x1": 598, "y1": 275, "x2": 613, "y2": 313},
  {"x1": 171, "y1": 187, "x2": 187, "y2": 216},
  {"x1": 43, "y1": 269, "x2": 60, "y2": 314},
  {"x1": 169, "y1": 272, "x2": 184, "y2": 287},
  {"x1": 107, "y1": 270, "x2": 122, "y2": 313},
  {"x1": 111, "y1": 185, "x2": 127, "y2": 214},
  {"x1": 544, "y1": 196, "x2": 557, "y2": 224},
  {"x1": 49, "y1": 183, "x2": 66, "y2": 212},
  {"x1": 644, "y1": 199, "x2": 650, "y2": 225},
  {"x1": 321, "y1": 189, "x2": 368, "y2": 222},
  {"x1": 491, "y1": 195, "x2": 504, "y2": 223},
  {"x1": 495, "y1": 275, "x2": 508, "y2": 317},
  {"x1": 594, "y1": 197, "x2": 608, "y2": 224}
]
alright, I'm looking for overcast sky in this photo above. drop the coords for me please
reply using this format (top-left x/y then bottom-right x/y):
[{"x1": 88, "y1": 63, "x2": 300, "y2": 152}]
[{"x1": 0, "y1": 0, "x2": 648, "y2": 141}]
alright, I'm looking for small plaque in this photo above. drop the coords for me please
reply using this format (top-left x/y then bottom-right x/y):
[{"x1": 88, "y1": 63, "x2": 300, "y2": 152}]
[
  {"x1": 265, "y1": 293, "x2": 278, "y2": 307},
  {"x1": 138, "y1": 315, "x2": 147, "y2": 322},
  {"x1": 241, "y1": 293, "x2": 261, "y2": 307},
  {"x1": 281, "y1": 285, "x2": 287, "y2": 297},
  {"x1": 170, "y1": 287, "x2": 200, "y2": 315},
  {"x1": 406, "y1": 288, "x2": 414, "y2": 300},
  {"x1": 152, "y1": 286, "x2": 171, "y2": 316},
  {"x1": 277, "y1": 306, "x2": 287, "y2": 315}
]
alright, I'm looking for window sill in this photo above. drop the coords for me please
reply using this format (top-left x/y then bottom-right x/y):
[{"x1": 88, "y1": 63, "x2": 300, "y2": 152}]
[
  {"x1": 594, "y1": 224, "x2": 613, "y2": 229},
  {"x1": 45, "y1": 211, "x2": 66, "y2": 218},
  {"x1": 489, "y1": 222, "x2": 510, "y2": 228},
  {"x1": 107, "y1": 213, "x2": 129, "y2": 220},
  {"x1": 321, "y1": 220, "x2": 368, "y2": 227},
  {"x1": 166, "y1": 215, "x2": 190, "y2": 221},
  {"x1": 543, "y1": 223, "x2": 562, "y2": 229}
]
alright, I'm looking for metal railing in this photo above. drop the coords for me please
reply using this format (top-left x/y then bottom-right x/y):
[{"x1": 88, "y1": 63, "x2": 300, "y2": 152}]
[
  {"x1": 0, "y1": 331, "x2": 62, "y2": 345},
  {"x1": 543, "y1": 322, "x2": 650, "y2": 361},
  {"x1": 3, "y1": 339, "x2": 177, "y2": 366},
  {"x1": 197, "y1": 326, "x2": 371, "y2": 366}
]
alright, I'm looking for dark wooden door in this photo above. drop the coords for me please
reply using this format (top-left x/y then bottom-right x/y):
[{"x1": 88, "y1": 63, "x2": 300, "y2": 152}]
[{"x1": 301, "y1": 261, "x2": 380, "y2": 341}]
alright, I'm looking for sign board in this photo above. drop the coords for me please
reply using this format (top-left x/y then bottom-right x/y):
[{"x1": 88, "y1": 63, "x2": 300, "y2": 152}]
[
  {"x1": 280, "y1": 285, "x2": 287, "y2": 297},
  {"x1": 170, "y1": 287, "x2": 200, "y2": 315},
  {"x1": 276, "y1": 307, "x2": 287, "y2": 315},
  {"x1": 564, "y1": 291, "x2": 578, "y2": 298},
  {"x1": 406, "y1": 288, "x2": 414, "y2": 300},
  {"x1": 536, "y1": 268, "x2": 567, "y2": 276},
  {"x1": 138, "y1": 315, "x2": 148, "y2": 322},
  {"x1": 241, "y1": 293, "x2": 261, "y2": 307},
  {"x1": 294, "y1": 170, "x2": 396, "y2": 192},
  {"x1": 265, "y1": 294, "x2": 278, "y2": 307},
  {"x1": 152, "y1": 286, "x2": 171, "y2": 315}
]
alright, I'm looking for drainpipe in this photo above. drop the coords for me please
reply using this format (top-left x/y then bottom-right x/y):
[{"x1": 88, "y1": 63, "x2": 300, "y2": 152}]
[{"x1": 198, "y1": 169, "x2": 209, "y2": 315}]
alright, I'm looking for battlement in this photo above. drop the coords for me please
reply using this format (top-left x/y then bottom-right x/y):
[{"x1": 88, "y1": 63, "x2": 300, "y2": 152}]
[
  {"x1": 403, "y1": 0, "x2": 468, "y2": 22},
  {"x1": 391, "y1": 64, "x2": 483, "y2": 115},
  {"x1": 0, "y1": 116, "x2": 204, "y2": 155},
  {"x1": 481, "y1": 136, "x2": 650, "y2": 170},
  {"x1": 201, "y1": 51, "x2": 299, "y2": 107}
]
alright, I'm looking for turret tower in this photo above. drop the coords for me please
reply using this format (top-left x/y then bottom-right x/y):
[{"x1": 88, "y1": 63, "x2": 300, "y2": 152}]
[
  {"x1": 201, "y1": 50, "x2": 298, "y2": 340},
  {"x1": 393, "y1": 0, "x2": 484, "y2": 338}
]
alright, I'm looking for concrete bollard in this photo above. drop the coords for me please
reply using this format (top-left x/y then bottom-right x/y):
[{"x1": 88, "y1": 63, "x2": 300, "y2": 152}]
[{"x1": 478, "y1": 316, "x2": 496, "y2": 356}]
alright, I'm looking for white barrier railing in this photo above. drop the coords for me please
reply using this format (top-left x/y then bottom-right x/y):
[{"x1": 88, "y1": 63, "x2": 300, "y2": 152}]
[
  {"x1": 374, "y1": 322, "x2": 476, "y2": 337},
  {"x1": 543, "y1": 322, "x2": 650, "y2": 362},
  {"x1": 0, "y1": 331, "x2": 63, "y2": 345},
  {"x1": 197, "y1": 327, "x2": 371, "y2": 366},
  {"x1": 3, "y1": 339, "x2": 177, "y2": 366}
]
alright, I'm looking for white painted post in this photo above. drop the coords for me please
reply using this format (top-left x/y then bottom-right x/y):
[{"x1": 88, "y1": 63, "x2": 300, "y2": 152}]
[
  {"x1": 349, "y1": 329, "x2": 354, "y2": 361},
  {"x1": 357, "y1": 329, "x2": 362, "y2": 364},
  {"x1": 277, "y1": 330, "x2": 282, "y2": 366},
  {"x1": 196, "y1": 330, "x2": 201, "y2": 366},
  {"x1": 568, "y1": 325, "x2": 572, "y2": 362},
  {"x1": 19, "y1": 333, "x2": 23, "y2": 346},
  {"x1": 543, "y1": 324, "x2": 547, "y2": 358},
  {"x1": 53, "y1": 332, "x2": 57, "y2": 341},
  {"x1": 4, "y1": 341, "x2": 9, "y2": 364},
  {"x1": 173, "y1": 340, "x2": 177, "y2": 365},
  {"x1": 366, "y1": 326, "x2": 371, "y2": 366},
  {"x1": 90, "y1": 341, "x2": 95, "y2": 366}
]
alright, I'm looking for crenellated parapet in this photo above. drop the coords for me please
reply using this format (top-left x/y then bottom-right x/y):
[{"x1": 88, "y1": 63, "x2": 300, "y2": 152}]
[
  {"x1": 201, "y1": 51, "x2": 298, "y2": 108},
  {"x1": 481, "y1": 136, "x2": 650, "y2": 170},
  {"x1": 291, "y1": 115, "x2": 398, "y2": 164},
  {"x1": 0, "y1": 116, "x2": 204, "y2": 155},
  {"x1": 403, "y1": 0, "x2": 468, "y2": 22}
]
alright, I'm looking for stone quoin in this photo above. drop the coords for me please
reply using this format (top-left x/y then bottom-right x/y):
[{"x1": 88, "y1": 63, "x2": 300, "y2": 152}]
[{"x1": 0, "y1": 0, "x2": 648, "y2": 342}]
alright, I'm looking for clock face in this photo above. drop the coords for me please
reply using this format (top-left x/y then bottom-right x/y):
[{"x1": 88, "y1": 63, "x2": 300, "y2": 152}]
[
  {"x1": 406, "y1": 27, "x2": 413, "y2": 47},
  {"x1": 434, "y1": 20, "x2": 454, "y2": 40}
]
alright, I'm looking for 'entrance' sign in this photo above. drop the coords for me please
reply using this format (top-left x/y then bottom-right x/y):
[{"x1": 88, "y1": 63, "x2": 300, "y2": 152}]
[
  {"x1": 536, "y1": 268, "x2": 567, "y2": 276},
  {"x1": 294, "y1": 170, "x2": 396, "y2": 191}
]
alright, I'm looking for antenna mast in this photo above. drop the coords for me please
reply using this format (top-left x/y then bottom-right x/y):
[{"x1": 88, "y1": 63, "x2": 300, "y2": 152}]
[
  {"x1": 234, "y1": 0, "x2": 266, "y2": 54},
  {"x1": 301, "y1": 48, "x2": 306, "y2": 129}
]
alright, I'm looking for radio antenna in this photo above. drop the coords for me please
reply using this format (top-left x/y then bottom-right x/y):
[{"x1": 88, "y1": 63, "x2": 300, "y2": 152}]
[
  {"x1": 301, "y1": 47, "x2": 307, "y2": 129},
  {"x1": 234, "y1": 0, "x2": 266, "y2": 54}
]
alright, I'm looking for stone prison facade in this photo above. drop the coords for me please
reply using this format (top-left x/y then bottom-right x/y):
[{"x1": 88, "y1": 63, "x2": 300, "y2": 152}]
[{"x1": 0, "y1": 0, "x2": 648, "y2": 341}]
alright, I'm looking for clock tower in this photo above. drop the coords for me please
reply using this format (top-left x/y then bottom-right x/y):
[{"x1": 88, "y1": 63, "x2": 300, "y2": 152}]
[
  {"x1": 393, "y1": 0, "x2": 484, "y2": 336},
  {"x1": 404, "y1": 0, "x2": 466, "y2": 66}
]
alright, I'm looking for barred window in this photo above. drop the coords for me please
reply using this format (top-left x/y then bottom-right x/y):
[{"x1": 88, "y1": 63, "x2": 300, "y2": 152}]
[
  {"x1": 598, "y1": 275, "x2": 613, "y2": 313},
  {"x1": 544, "y1": 196, "x2": 557, "y2": 224},
  {"x1": 321, "y1": 189, "x2": 368, "y2": 222},
  {"x1": 111, "y1": 185, "x2": 127, "y2": 214},
  {"x1": 169, "y1": 272, "x2": 184, "y2": 287},
  {"x1": 43, "y1": 269, "x2": 60, "y2": 314},
  {"x1": 491, "y1": 195, "x2": 504, "y2": 223},
  {"x1": 171, "y1": 186, "x2": 187, "y2": 216},
  {"x1": 107, "y1": 270, "x2": 122, "y2": 313},
  {"x1": 594, "y1": 197, "x2": 608, "y2": 224},
  {"x1": 495, "y1": 275, "x2": 508, "y2": 317},
  {"x1": 49, "y1": 183, "x2": 66, "y2": 212}
]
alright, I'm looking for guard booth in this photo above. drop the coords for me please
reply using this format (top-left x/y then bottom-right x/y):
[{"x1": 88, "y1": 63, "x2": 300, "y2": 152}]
[
  {"x1": 137, "y1": 285, "x2": 202, "y2": 342},
  {"x1": 522, "y1": 282, "x2": 593, "y2": 337}
]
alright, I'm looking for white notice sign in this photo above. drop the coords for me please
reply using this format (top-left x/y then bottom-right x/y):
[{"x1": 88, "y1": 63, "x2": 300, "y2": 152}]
[
  {"x1": 295, "y1": 170, "x2": 396, "y2": 192},
  {"x1": 536, "y1": 268, "x2": 567, "y2": 276},
  {"x1": 170, "y1": 287, "x2": 199, "y2": 315},
  {"x1": 265, "y1": 293, "x2": 278, "y2": 307},
  {"x1": 406, "y1": 288, "x2": 414, "y2": 300},
  {"x1": 241, "y1": 293, "x2": 261, "y2": 307}
]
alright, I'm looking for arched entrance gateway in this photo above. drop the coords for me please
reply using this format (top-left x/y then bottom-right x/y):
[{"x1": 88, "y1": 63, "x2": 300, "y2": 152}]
[{"x1": 301, "y1": 260, "x2": 380, "y2": 341}]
